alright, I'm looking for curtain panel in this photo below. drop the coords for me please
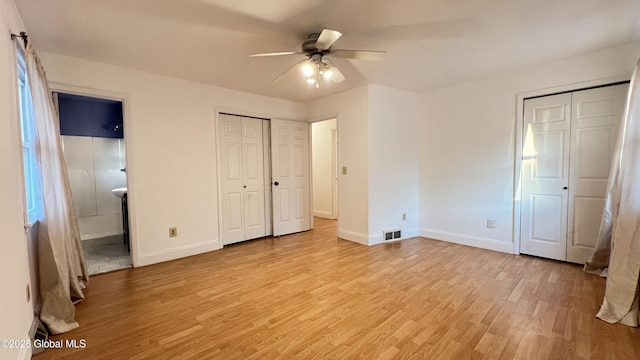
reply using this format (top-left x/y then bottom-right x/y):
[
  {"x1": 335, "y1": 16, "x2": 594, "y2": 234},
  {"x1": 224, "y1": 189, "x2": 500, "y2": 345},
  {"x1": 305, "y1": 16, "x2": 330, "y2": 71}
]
[
  {"x1": 585, "y1": 58, "x2": 640, "y2": 327},
  {"x1": 24, "y1": 42, "x2": 89, "y2": 334}
]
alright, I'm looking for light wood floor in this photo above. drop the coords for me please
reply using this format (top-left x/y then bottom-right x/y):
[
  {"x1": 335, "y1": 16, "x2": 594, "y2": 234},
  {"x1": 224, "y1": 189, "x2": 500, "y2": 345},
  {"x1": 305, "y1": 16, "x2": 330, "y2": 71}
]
[{"x1": 35, "y1": 218, "x2": 639, "y2": 359}]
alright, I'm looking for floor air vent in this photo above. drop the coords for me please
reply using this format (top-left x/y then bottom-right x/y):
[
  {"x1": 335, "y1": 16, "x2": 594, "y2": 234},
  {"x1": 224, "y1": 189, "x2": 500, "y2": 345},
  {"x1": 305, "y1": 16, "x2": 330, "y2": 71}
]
[{"x1": 383, "y1": 229, "x2": 402, "y2": 241}]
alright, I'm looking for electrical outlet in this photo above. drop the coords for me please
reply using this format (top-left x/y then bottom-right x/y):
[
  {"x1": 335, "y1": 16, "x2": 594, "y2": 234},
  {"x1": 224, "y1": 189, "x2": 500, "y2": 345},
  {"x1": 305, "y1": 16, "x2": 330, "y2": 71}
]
[
  {"x1": 402, "y1": 212, "x2": 407, "y2": 221},
  {"x1": 169, "y1": 227, "x2": 178, "y2": 237},
  {"x1": 487, "y1": 219, "x2": 496, "y2": 228},
  {"x1": 342, "y1": 166, "x2": 347, "y2": 175}
]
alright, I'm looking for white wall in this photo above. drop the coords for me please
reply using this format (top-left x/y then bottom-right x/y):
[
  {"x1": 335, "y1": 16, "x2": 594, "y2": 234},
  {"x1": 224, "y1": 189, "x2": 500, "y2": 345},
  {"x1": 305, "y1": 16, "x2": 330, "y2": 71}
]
[
  {"x1": 39, "y1": 52, "x2": 306, "y2": 266},
  {"x1": 419, "y1": 41, "x2": 640, "y2": 253},
  {"x1": 307, "y1": 85, "x2": 421, "y2": 246},
  {"x1": 368, "y1": 85, "x2": 420, "y2": 244},
  {"x1": 306, "y1": 86, "x2": 370, "y2": 244},
  {"x1": 62, "y1": 136, "x2": 127, "y2": 240},
  {"x1": 311, "y1": 118, "x2": 336, "y2": 219},
  {"x1": 0, "y1": 1, "x2": 35, "y2": 358}
]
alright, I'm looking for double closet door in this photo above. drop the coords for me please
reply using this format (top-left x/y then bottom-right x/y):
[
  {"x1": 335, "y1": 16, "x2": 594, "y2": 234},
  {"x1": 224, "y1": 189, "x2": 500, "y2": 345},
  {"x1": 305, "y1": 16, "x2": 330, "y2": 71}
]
[
  {"x1": 218, "y1": 115, "x2": 312, "y2": 245},
  {"x1": 219, "y1": 114, "x2": 267, "y2": 245},
  {"x1": 521, "y1": 83, "x2": 628, "y2": 264}
]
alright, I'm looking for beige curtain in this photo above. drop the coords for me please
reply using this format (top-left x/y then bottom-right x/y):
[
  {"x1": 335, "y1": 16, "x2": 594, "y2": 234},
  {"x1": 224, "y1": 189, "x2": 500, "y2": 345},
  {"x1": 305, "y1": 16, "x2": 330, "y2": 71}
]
[
  {"x1": 585, "y1": 58, "x2": 640, "y2": 327},
  {"x1": 25, "y1": 42, "x2": 89, "y2": 334}
]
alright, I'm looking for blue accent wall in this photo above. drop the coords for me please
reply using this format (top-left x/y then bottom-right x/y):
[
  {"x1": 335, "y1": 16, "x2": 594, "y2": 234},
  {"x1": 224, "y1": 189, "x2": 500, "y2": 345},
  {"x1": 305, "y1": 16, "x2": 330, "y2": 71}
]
[{"x1": 58, "y1": 93, "x2": 124, "y2": 138}]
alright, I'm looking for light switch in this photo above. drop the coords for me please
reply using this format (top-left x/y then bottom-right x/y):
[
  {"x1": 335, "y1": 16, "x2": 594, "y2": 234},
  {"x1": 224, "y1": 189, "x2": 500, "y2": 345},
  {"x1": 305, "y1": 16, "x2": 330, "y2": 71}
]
[{"x1": 342, "y1": 166, "x2": 347, "y2": 175}]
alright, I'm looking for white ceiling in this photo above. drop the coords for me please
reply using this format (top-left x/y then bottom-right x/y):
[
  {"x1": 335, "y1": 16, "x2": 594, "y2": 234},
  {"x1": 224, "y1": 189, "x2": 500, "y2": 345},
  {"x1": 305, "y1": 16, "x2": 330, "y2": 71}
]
[{"x1": 15, "y1": 0, "x2": 640, "y2": 102}]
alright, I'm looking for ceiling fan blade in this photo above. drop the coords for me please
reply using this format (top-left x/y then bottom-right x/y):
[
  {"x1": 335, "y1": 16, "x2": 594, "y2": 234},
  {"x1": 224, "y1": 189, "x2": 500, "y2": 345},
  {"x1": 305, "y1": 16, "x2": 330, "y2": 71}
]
[
  {"x1": 315, "y1": 29, "x2": 342, "y2": 50},
  {"x1": 272, "y1": 58, "x2": 308, "y2": 82},
  {"x1": 330, "y1": 50, "x2": 387, "y2": 61},
  {"x1": 329, "y1": 66, "x2": 345, "y2": 83},
  {"x1": 250, "y1": 51, "x2": 304, "y2": 57},
  {"x1": 323, "y1": 58, "x2": 345, "y2": 83}
]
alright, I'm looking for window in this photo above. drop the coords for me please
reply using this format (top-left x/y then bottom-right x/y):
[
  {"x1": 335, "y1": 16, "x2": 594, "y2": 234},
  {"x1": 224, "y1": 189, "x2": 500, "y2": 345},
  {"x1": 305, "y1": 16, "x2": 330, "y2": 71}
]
[{"x1": 17, "y1": 48, "x2": 43, "y2": 224}]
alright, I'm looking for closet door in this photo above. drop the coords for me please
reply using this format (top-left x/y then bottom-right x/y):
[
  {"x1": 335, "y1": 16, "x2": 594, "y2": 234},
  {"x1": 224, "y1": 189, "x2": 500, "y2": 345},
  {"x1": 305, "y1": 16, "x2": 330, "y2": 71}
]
[
  {"x1": 219, "y1": 116, "x2": 244, "y2": 245},
  {"x1": 219, "y1": 114, "x2": 266, "y2": 245},
  {"x1": 521, "y1": 93, "x2": 572, "y2": 261},
  {"x1": 271, "y1": 119, "x2": 311, "y2": 236},
  {"x1": 566, "y1": 84, "x2": 628, "y2": 263},
  {"x1": 241, "y1": 119, "x2": 266, "y2": 240},
  {"x1": 521, "y1": 83, "x2": 628, "y2": 264}
]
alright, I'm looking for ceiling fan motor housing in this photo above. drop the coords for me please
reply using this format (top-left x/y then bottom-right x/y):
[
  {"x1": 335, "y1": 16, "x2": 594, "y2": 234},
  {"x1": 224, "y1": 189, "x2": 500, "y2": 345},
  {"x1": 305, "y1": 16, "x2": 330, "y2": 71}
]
[{"x1": 302, "y1": 33, "x2": 329, "y2": 55}]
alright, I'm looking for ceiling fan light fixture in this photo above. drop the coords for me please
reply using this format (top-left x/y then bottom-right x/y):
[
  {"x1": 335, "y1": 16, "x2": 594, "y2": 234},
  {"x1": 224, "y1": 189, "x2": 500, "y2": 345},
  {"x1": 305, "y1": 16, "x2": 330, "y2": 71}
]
[
  {"x1": 251, "y1": 28, "x2": 387, "y2": 89},
  {"x1": 301, "y1": 62, "x2": 314, "y2": 76},
  {"x1": 322, "y1": 65, "x2": 333, "y2": 80},
  {"x1": 319, "y1": 61, "x2": 333, "y2": 80}
]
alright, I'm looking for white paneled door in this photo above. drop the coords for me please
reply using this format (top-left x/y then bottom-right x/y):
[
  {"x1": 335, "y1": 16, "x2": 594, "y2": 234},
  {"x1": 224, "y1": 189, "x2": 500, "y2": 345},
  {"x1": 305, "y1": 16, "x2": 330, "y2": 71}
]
[
  {"x1": 521, "y1": 83, "x2": 628, "y2": 263},
  {"x1": 271, "y1": 119, "x2": 311, "y2": 236},
  {"x1": 566, "y1": 85, "x2": 628, "y2": 263},
  {"x1": 521, "y1": 93, "x2": 571, "y2": 261},
  {"x1": 219, "y1": 114, "x2": 266, "y2": 245}
]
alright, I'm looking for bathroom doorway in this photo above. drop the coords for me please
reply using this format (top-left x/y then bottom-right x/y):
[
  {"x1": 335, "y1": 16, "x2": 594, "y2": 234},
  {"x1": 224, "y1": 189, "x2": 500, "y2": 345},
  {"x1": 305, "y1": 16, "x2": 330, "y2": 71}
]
[
  {"x1": 54, "y1": 91, "x2": 132, "y2": 275},
  {"x1": 311, "y1": 118, "x2": 338, "y2": 223}
]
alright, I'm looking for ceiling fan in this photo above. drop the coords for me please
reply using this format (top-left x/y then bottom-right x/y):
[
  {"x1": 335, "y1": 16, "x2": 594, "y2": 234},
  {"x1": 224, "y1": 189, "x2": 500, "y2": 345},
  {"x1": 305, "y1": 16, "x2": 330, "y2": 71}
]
[{"x1": 250, "y1": 29, "x2": 387, "y2": 88}]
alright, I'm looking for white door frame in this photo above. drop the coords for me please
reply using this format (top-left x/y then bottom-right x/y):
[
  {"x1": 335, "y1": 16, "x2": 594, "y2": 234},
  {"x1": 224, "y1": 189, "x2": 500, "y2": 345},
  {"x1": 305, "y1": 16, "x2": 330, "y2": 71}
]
[
  {"x1": 331, "y1": 128, "x2": 338, "y2": 219},
  {"x1": 513, "y1": 75, "x2": 630, "y2": 255}
]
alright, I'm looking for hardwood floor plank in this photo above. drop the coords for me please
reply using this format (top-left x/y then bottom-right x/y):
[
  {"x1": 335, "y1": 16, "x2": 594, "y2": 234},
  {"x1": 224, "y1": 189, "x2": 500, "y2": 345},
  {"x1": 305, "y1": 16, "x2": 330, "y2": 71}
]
[{"x1": 33, "y1": 218, "x2": 640, "y2": 359}]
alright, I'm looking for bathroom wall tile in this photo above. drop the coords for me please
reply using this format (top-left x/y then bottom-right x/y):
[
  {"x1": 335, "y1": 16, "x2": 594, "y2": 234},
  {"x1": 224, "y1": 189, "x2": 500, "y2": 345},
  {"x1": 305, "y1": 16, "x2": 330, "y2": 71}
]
[
  {"x1": 63, "y1": 136, "x2": 127, "y2": 240},
  {"x1": 62, "y1": 136, "x2": 97, "y2": 217},
  {"x1": 119, "y1": 138, "x2": 126, "y2": 171},
  {"x1": 78, "y1": 214, "x2": 123, "y2": 240},
  {"x1": 93, "y1": 137, "x2": 127, "y2": 216}
]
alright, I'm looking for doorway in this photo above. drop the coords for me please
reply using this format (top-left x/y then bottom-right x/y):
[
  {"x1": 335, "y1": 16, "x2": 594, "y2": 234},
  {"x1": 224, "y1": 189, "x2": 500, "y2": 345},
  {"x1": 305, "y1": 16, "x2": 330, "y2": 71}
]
[
  {"x1": 311, "y1": 118, "x2": 338, "y2": 221},
  {"x1": 519, "y1": 83, "x2": 628, "y2": 264},
  {"x1": 54, "y1": 91, "x2": 132, "y2": 275}
]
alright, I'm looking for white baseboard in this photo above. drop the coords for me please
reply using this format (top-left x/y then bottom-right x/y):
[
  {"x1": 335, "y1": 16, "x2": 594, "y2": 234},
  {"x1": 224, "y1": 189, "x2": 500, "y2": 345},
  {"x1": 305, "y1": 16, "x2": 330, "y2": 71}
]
[
  {"x1": 420, "y1": 228, "x2": 513, "y2": 254},
  {"x1": 369, "y1": 234, "x2": 383, "y2": 245},
  {"x1": 370, "y1": 228, "x2": 420, "y2": 246},
  {"x1": 337, "y1": 229, "x2": 369, "y2": 245},
  {"x1": 81, "y1": 231, "x2": 122, "y2": 241},
  {"x1": 136, "y1": 239, "x2": 221, "y2": 267},
  {"x1": 18, "y1": 335, "x2": 32, "y2": 360},
  {"x1": 313, "y1": 210, "x2": 335, "y2": 219}
]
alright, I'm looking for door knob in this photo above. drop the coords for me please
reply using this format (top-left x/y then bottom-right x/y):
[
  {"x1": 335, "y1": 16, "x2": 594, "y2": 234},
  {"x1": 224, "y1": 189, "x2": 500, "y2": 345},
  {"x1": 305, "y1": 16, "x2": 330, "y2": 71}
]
[
  {"x1": 243, "y1": 185, "x2": 247, "y2": 188},
  {"x1": 274, "y1": 181, "x2": 279, "y2": 186},
  {"x1": 563, "y1": 187, "x2": 568, "y2": 190}
]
